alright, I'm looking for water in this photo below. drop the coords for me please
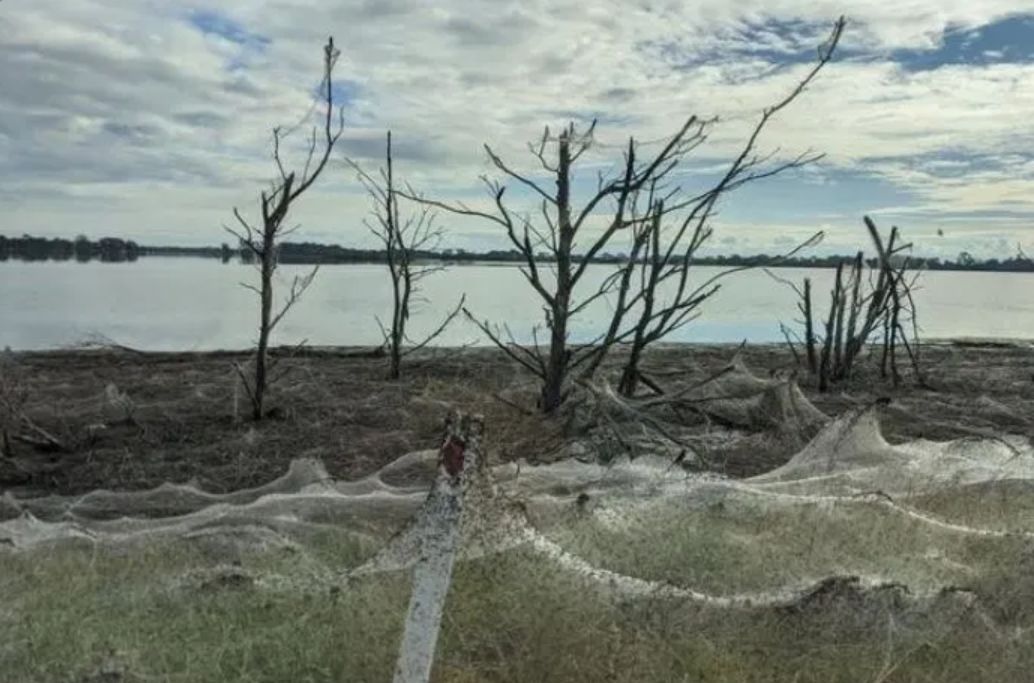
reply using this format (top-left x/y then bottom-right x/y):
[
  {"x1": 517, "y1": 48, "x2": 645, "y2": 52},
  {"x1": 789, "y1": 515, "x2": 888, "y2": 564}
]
[{"x1": 2, "y1": 258, "x2": 1034, "y2": 351}]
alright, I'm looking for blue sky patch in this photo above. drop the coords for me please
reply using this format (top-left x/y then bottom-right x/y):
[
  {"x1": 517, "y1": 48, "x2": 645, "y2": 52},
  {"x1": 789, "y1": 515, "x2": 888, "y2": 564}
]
[
  {"x1": 330, "y1": 81, "x2": 361, "y2": 107},
  {"x1": 306, "y1": 80, "x2": 361, "y2": 108},
  {"x1": 188, "y1": 10, "x2": 271, "y2": 51},
  {"x1": 889, "y1": 14, "x2": 1034, "y2": 71},
  {"x1": 644, "y1": 14, "x2": 1034, "y2": 76}
]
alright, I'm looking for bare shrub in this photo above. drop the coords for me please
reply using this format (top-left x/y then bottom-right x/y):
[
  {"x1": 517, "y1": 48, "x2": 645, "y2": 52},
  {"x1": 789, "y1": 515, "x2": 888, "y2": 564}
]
[
  {"x1": 599, "y1": 197, "x2": 823, "y2": 397},
  {"x1": 775, "y1": 215, "x2": 924, "y2": 390}
]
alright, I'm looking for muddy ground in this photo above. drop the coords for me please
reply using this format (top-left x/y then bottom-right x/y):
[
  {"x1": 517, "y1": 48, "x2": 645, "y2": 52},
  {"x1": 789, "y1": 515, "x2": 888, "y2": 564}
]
[{"x1": 1, "y1": 340, "x2": 1031, "y2": 496}]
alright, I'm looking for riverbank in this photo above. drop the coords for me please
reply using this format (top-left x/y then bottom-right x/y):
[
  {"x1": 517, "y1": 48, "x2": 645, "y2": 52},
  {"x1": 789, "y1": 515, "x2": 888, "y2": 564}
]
[{"x1": 2, "y1": 340, "x2": 1032, "y2": 496}]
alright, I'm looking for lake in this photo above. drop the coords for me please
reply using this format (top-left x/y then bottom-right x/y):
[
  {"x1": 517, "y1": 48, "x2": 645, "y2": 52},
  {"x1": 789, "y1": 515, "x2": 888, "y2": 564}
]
[{"x1": 2, "y1": 259, "x2": 1034, "y2": 351}]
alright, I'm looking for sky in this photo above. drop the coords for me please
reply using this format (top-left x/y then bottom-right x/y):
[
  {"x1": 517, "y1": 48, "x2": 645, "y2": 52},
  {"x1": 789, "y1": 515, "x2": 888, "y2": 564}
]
[{"x1": 3, "y1": 2, "x2": 1034, "y2": 259}]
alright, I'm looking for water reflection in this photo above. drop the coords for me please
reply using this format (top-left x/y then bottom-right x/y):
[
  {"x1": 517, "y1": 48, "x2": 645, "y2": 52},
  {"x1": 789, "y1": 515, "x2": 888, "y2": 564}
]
[{"x1": 2, "y1": 259, "x2": 1033, "y2": 350}]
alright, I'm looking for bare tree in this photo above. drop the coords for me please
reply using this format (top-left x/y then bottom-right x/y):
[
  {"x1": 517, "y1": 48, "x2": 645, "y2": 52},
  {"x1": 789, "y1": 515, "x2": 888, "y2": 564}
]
[
  {"x1": 349, "y1": 132, "x2": 464, "y2": 379},
  {"x1": 866, "y1": 217, "x2": 925, "y2": 387},
  {"x1": 405, "y1": 17, "x2": 844, "y2": 412},
  {"x1": 225, "y1": 37, "x2": 345, "y2": 420},
  {"x1": 403, "y1": 118, "x2": 706, "y2": 412}
]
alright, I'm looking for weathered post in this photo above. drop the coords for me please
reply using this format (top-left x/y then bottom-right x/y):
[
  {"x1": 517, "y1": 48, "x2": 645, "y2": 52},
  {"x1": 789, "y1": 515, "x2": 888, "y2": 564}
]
[{"x1": 392, "y1": 411, "x2": 484, "y2": 683}]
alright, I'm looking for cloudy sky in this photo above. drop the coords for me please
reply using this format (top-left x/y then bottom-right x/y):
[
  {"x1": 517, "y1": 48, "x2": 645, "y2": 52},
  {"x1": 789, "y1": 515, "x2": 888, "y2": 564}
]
[{"x1": 3, "y1": 1, "x2": 1034, "y2": 258}]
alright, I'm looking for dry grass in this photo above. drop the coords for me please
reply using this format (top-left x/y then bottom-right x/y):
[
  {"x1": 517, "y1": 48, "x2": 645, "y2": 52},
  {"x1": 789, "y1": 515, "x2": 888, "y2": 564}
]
[
  {"x1": 3, "y1": 341, "x2": 1033, "y2": 496},
  {"x1": 2, "y1": 528, "x2": 1031, "y2": 683}
]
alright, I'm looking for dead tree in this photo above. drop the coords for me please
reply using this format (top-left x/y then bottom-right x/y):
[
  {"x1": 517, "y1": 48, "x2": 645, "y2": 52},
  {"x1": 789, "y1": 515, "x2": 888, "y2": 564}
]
[
  {"x1": 782, "y1": 278, "x2": 818, "y2": 375},
  {"x1": 405, "y1": 17, "x2": 844, "y2": 413},
  {"x1": 778, "y1": 216, "x2": 923, "y2": 390},
  {"x1": 402, "y1": 120, "x2": 708, "y2": 412},
  {"x1": 225, "y1": 37, "x2": 345, "y2": 420},
  {"x1": 348, "y1": 132, "x2": 464, "y2": 379},
  {"x1": 584, "y1": 17, "x2": 842, "y2": 397}
]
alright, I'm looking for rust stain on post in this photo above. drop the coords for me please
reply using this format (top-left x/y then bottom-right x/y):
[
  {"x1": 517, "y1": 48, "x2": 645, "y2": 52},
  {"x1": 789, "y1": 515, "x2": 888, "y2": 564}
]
[{"x1": 441, "y1": 435, "x2": 466, "y2": 478}]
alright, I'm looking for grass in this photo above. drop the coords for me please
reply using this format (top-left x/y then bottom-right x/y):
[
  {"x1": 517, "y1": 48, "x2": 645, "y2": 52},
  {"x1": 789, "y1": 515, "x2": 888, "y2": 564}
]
[
  {"x1": 3, "y1": 486, "x2": 1034, "y2": 682},
  {"x1": 4, "y1": 342, "x2": 1034, "y2": 681},
  {"x1": 2, "y1": 549, "x2": 1029, "y2": 682},
  {"x1": 0, "y1": 533, "x2": 404, "y2": 682}
]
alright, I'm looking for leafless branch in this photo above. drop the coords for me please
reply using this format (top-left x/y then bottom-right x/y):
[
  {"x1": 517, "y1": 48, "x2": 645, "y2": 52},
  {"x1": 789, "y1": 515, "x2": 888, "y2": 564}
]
[{"x1": 402, "y1": 295, "x2": 467, "y2": 357}]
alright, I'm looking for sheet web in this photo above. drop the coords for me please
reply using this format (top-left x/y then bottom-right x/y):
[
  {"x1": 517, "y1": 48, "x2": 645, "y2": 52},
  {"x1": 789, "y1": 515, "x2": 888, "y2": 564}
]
[{"x1": 3, "y1": 364, "x2": 1034, "y2": 681}]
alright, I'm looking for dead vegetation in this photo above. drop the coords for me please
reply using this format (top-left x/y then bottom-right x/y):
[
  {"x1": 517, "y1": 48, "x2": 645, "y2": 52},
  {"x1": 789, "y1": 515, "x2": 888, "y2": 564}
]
[
  {"x1": 775, "y1": 216, "x2": 924, "y2": 391},
  {"x1": 0, "y1": 351, "x2": 27, "y2": 458},
  {"x1": 403, "y1": 18, "x2": 845, "y2": 414},
  {"x1": 5, "y1": 368, "x2": 1034, "y2": 683},
  {"x1": 1, "y1": 340, "x2": 1031, "y2": 496},
  {"x1": 348, "y1": 132, "x2": 465, "y2": 380},
  {"x1": 0, "y1": 351, "x2": 66, "y2": 459},
  {"x1": 224, "y1": 37, "x2": 345, "y2": 421}
]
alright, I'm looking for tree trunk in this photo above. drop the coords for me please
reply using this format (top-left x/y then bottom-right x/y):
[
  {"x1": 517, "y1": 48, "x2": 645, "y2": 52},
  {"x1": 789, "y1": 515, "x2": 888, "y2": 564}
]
[
  {"x1": 389, "y1": 336, "x2": 402, "y2": 380},
  {"x1": 618, "y1": 345, "x2": 644, "y2": 396},
  {"x1": 803, "y1": 278, "x2": 817, "y2": 374},
  {"x1": 618, "y1": 208, "x2": 661, "y2": 398},
  {"x1": 832, "y1": 264, "x2": 846, "y2": 379},
  {"x1": 818, "y1": 264, "x2": 841, "y2": 392},
  {"x1": 619, "y1": 280, "x2": 655, "y2": 398},
  {"x1": 253, "y1": 237, "x2": 275, "y2": 420},
  {"x1": 541, "y1": 294, "x2": 569, "y2": 412},
  {"x1": 388, "y1": 264, "x2": 404, "y2": 380},
  {"x1": 888, "y1": 289, "x2": 902, "y2": 386},
  {"x1": 387, "y1": 131, "x2": 404, "y2": 381},
  {"x1": 540, "y1": 131, "x2": 574, "y2": 414}
]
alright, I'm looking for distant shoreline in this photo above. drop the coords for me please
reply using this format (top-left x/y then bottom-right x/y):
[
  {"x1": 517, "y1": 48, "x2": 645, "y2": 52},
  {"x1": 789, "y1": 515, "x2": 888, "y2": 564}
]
[
  {"x1": 3, "y1": 233, "x2": 1033, "y2": 273},
  {"x1": 7, "y1": 337, "x2": 1032, "y2": 358}
]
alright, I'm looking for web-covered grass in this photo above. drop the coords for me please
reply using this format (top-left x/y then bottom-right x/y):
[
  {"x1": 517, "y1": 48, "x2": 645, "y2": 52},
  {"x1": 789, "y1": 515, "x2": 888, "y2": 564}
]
[{"x1": 4, "y1": 350, "x2": 1034, "y2": 681}]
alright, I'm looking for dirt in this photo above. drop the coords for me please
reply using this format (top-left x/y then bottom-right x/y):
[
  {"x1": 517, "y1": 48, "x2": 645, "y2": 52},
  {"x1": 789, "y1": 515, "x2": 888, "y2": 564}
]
[{"x1": 1, "y1": 340, "x2": 1032, "y2": 496}]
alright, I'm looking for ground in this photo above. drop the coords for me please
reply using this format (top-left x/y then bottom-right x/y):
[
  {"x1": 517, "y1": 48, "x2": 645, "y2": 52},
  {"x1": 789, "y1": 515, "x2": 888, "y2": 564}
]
[
  {"x1": 4, "y1": 341, "x2": 1034, "y2": 683},
  {"x1": 2, "y1": 340, "x2": 1031, "y2": 496}
]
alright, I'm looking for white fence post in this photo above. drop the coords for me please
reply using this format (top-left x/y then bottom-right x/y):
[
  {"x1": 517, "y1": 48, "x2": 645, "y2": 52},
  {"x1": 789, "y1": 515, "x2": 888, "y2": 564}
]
[{"x1": 392, "y1": 412, "x2": 482, "y2": 683}]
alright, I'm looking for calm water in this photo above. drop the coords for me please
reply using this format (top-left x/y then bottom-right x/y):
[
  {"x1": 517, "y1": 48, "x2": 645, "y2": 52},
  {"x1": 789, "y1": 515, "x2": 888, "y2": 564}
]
[{"x1": 2, "y1": 259, "x2": 1034, "y2": 351}]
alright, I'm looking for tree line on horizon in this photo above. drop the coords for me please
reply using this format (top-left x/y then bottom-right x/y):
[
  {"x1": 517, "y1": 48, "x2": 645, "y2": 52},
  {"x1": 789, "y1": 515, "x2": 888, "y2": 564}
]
[
  {"x1": 3, "y1": 232, "x2": 1033, "y2": 274},
  {"x1": 0, "y1": 234, "x2": 141, "y2": 262}
]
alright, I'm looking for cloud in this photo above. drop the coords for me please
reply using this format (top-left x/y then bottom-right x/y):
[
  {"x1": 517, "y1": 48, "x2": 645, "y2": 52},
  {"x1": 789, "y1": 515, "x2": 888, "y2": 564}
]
[{"x1": 2, "y1": 1, "x2": 1034, "y2": 256}]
